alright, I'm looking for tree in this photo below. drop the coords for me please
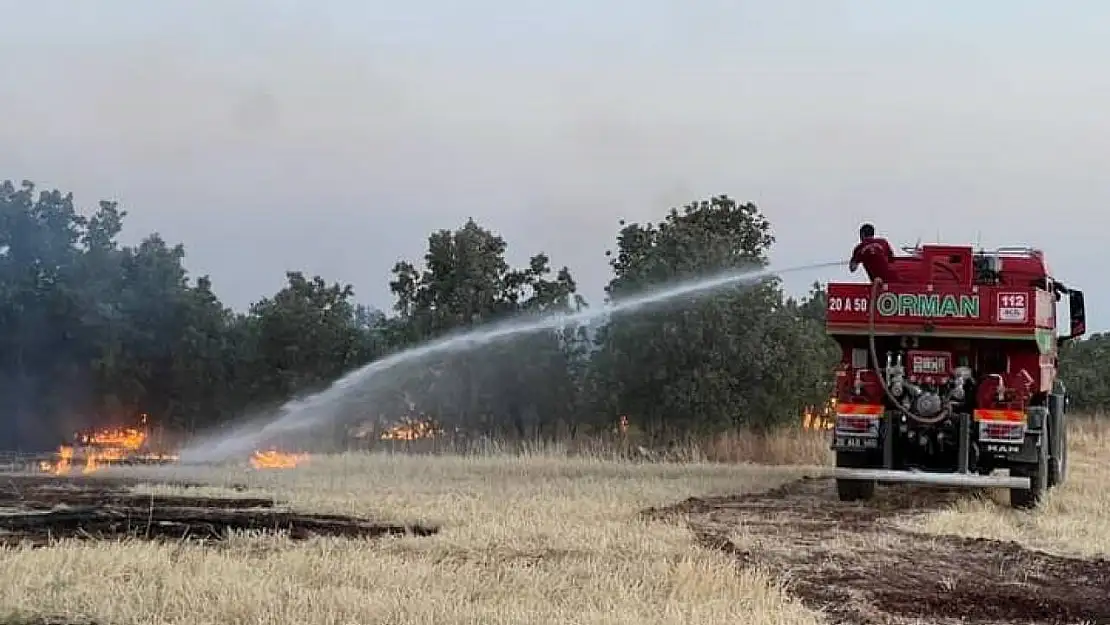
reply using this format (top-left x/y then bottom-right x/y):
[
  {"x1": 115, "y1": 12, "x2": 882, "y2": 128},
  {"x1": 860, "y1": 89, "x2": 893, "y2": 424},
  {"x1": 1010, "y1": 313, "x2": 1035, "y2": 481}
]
[
  {"x1": 387, "y1": 218, "x2": 588, "y2": 438},
  {"x1": 0, "y1": 179, "x2": 379, "y2": 449},
  {"x1": 5, "y1": 175, "x2": 1108, "y2": 458},
  {"x1": 0, "y1": 180, "x2": 89, "y2": 448},
  {"x1": 1058, "y1": 333, "x2": 1110, "y2": 411},
  {"x1": 245, "y1": 271, "x2": 366, "y2": 399},
  {"x1": 590, "y1": 195, "x2": 837, "y2": 439},
  {"x1": 0, "y1": 182, "x2": 234, "y2": 447},
  {"x1": 794, "y1": 281, "x2": 828, "y2": 323}
]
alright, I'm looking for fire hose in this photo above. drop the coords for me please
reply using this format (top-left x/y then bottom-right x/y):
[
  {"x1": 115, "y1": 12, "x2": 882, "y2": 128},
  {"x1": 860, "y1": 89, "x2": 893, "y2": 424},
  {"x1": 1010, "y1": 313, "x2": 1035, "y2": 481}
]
[{"x1": 867, "y1": 277, "x2": 952, "y2": 425}]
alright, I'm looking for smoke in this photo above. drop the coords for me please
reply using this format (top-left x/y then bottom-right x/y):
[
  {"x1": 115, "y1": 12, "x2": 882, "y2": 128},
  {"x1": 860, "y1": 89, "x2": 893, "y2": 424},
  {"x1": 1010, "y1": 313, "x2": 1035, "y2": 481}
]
[{"x1": 0, "y1": 370, "x2": 92, "y2": 452}]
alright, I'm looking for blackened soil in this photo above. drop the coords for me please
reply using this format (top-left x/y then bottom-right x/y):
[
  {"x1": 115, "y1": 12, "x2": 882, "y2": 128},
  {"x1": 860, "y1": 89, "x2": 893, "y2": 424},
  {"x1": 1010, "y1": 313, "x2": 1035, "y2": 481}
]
[
  {"x1": 0, "y1": 474, "x2": 437, "y2": 546},
  {"x1": 1, "y1": 619, "x2": 101, "y2": 625},
  {"x1": 644, "y1": 477, "x2": 1110, "y2": 625}
]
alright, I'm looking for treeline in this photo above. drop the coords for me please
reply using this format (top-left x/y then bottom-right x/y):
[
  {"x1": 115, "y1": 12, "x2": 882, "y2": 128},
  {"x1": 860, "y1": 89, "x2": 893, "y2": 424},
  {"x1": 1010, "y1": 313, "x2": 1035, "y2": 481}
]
[{"x1": 0, "y1": 179, "x2": 1103, "y2": 451}]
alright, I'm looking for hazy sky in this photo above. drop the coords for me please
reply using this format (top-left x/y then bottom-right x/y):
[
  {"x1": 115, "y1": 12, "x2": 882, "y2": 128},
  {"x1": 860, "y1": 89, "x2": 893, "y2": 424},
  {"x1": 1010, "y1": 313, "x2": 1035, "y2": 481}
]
[{"x1": 1, "y1": 1, "x2": 1108, "y2": 329}]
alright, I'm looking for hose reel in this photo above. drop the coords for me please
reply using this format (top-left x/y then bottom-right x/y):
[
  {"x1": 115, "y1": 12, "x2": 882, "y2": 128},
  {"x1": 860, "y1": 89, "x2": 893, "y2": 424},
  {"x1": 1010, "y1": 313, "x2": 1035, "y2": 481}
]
[{"x1": 867, "y1": 278, "x2": 953, "y2": 425}]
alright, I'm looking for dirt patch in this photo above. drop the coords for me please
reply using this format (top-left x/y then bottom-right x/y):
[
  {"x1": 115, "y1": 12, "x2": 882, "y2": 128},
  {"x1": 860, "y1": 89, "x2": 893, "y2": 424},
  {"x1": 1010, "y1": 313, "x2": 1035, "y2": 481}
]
[
  {"x1": 645, "y1": 477, "x2": 1110, "y2": 625},
  {"x1": 0, "y1": 474, "x2": 438, "y2": 547}
]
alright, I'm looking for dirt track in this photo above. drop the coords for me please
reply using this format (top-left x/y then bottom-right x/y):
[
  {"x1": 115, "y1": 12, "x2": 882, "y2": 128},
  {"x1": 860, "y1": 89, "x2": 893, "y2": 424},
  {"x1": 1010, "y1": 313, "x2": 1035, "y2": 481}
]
[{"x1": 644, "y1": 476, "x2": 1110, "y2": 625}]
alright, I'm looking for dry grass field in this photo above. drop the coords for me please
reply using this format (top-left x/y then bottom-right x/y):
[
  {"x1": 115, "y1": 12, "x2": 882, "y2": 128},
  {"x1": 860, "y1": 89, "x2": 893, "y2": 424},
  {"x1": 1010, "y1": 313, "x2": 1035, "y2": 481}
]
[{"x1": 0, "y1": 421, "x2": 1107, "y2": 625}]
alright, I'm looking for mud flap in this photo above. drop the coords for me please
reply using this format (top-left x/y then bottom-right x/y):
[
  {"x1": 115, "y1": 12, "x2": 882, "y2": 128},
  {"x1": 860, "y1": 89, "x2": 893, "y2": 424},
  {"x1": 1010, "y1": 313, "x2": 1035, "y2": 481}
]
[
  {"x1": 1048, "y1": 392, "x2": 1067, "y2": 486},
  {"x1": 1004, "y1": 406, "x2": 1046, "y2": 466}
]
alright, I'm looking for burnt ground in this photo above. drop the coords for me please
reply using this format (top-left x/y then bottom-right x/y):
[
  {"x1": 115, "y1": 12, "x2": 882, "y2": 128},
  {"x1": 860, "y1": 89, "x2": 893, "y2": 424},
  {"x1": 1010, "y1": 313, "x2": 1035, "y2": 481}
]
[
  {"x1": 1, "y1": 619, "x2": 102, "y2": 625},
  {"x1": 0, "y1": 473, "x2": 437, "y2": 547},
  {"x1": 644, "y1": 476, "x2": 1110, "y2": 625}
]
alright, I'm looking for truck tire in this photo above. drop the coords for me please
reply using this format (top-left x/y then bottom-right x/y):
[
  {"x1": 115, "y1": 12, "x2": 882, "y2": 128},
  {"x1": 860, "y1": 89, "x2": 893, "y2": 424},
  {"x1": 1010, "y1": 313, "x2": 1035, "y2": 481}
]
[
  {"x1": 835, "y1": 451, "x2": 875, "y2": 502},
  {"x1": 1010, "y1": 427, "x2": 1049, "y2": 509}
]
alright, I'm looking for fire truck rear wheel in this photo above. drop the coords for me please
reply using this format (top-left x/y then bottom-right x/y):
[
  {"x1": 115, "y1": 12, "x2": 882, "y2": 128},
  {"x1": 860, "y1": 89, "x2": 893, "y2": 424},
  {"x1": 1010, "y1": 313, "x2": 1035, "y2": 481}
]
[
  {"x1": 1010, "y1": 429, "x2": 1049, "y2": 510},
  {"x1": 835, "y1": 451, "x2": 875, "y2": 502}
]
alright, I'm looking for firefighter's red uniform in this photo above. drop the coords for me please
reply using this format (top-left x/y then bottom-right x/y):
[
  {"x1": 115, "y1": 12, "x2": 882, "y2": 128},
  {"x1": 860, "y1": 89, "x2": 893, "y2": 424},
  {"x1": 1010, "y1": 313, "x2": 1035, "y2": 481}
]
[{"x1": 850, "y1": 236, "x2": 898, "y2": 283}]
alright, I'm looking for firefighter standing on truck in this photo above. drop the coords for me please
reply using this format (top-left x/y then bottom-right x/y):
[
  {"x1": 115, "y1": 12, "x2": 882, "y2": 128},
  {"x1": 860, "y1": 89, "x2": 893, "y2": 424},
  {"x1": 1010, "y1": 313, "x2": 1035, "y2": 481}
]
[{"x1": 849, "y1": 223, "x2": 898, "y2": 282}]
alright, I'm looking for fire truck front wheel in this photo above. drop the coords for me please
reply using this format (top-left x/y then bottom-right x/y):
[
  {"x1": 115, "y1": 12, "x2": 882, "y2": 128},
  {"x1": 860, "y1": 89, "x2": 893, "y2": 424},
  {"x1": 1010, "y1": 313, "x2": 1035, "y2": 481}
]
[
  {"x1": 835, "y1": 451, "x2": 876, "y2": 502},
  {"x1": 1010, "y1": 428, "x2": 1049, "y2": 510}
]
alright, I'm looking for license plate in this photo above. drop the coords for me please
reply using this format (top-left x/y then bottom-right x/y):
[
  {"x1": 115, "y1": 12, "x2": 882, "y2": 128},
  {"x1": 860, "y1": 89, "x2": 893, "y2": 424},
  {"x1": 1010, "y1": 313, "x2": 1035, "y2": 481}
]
[
  {"x1": 834, "y1": 436, "x2": 878, "y2": 449},
  {"x1": 984, "y1": 443, "x2": 1022, "y2": 454}
]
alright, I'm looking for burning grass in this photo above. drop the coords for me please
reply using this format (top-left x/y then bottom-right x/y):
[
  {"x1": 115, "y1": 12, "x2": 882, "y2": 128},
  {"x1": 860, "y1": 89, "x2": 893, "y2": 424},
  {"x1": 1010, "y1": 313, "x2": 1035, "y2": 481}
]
[
  {"x1": 38, "y1": 419, "x2": 178, "y2": 475},
  {"x1": 248, "y1": 449, "x2": 309, "y2": 469}
]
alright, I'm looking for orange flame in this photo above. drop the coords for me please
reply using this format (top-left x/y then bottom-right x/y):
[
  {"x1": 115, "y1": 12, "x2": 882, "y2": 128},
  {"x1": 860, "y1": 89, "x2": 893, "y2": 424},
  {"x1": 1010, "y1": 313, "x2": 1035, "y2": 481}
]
[
  {"x1": 802, "y1": 397, "x2": 837, "y2": 430},
  {"x1": 250, "y1": 449, "x2": 309, "y2": 469},
  {"x1": 78, "y1": 426, "x2": 145, "y2": 450},
  {"x1": 39, "y1": 445, "x2": 74, "y2": 474},
  {"x1": 380, "y1": 417, "x2": 442, "y2": 441},
  {"x1": 39, "y1": 416, "x2": 178, "y2": 475}
]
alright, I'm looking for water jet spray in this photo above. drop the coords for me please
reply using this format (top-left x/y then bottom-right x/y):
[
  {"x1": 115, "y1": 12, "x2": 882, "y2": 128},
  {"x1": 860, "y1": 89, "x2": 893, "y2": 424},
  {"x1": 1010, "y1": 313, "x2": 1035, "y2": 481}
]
[{"x1": 179, "y1": 259, "x2": 847, "y2": 463}]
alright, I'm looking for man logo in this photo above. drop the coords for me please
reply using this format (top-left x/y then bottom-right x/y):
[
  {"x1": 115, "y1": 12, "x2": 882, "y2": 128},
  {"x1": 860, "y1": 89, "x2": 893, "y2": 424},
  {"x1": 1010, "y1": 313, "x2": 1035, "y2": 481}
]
[{"x1": 908, "y1": 351, "x2": 951, "y2": 376}]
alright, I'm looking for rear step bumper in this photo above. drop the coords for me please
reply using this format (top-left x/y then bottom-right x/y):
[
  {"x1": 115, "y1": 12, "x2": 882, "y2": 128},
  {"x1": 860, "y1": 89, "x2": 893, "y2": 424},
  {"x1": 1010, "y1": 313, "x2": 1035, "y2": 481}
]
[{"x1": 830, "y1": 468, "x2": 1031, "y2": 489}]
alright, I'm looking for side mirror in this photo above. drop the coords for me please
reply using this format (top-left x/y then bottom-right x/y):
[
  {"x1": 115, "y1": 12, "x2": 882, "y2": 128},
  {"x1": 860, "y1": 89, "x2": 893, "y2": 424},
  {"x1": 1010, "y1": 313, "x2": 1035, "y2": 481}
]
[
  {"x1": 1060, "y1": 289, "x2": 1085, "y2": 344},
  {"x1": 1069, "y1": 290, "x2": 1086, "y2": 338}
]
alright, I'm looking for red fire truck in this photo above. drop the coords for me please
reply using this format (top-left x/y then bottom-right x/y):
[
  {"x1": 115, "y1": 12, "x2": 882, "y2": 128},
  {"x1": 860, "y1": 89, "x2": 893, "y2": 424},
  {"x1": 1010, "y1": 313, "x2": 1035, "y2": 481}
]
[{"x1": 825, "y1": 244, "x2": 1085, "y2": 508}]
